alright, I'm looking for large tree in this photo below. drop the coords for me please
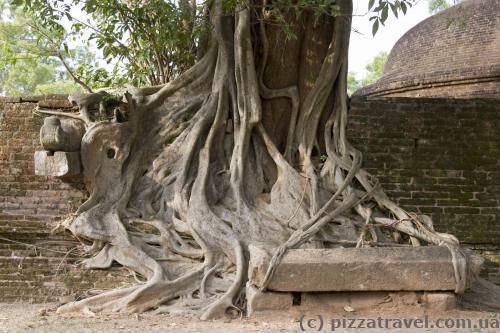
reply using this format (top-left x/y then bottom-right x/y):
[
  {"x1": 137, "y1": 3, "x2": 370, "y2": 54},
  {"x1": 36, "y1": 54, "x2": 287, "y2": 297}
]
[{"x1": 26, "y1": 0, "x2": 487, "y2": 319}]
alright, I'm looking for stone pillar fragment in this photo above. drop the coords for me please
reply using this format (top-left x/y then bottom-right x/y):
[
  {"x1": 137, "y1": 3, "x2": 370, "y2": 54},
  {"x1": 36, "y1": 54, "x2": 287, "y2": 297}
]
[{"x1": 34, "y1": 151, "x2": 81, "y2": 177}]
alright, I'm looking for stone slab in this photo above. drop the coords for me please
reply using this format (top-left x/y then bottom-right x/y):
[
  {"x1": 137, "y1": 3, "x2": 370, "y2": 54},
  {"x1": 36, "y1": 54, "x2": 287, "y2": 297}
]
[
  {"x1": 248, "y1": 246, "x2": 456, "y2": 292},
  {"x1": 34, "y1": 151, "x2": 81, "y2": 177}
]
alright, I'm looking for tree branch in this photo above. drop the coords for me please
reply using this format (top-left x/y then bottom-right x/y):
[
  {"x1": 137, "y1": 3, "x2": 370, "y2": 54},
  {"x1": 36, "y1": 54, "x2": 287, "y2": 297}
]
[{"x1": 57, "y1": 53, "x2": 93, "y2": 93}]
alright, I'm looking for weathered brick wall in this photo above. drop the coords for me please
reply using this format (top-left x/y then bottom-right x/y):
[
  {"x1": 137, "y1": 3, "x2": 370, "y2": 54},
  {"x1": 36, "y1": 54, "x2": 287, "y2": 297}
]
[
  {"x1": 0, "y1": 96, "x2": 87, "y2": 219},
  {"x1": 348, "y1": 96, "x2": 500, "y2": 283},
  {"x1": 0, "y1": 96, "x2": 133, "y2": 302}
]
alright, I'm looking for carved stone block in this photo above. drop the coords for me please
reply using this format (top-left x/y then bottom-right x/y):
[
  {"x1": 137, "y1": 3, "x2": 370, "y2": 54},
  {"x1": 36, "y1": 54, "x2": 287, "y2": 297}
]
[
  {"x1": 423, "y1": 292, "x2": 457, "y2": 310},
  {"x1": 34, "y1": 151, "x2": 81, "y2": 177},
  {"x1": 40, "y1": 116, "x2": 85, "y2": 152}
]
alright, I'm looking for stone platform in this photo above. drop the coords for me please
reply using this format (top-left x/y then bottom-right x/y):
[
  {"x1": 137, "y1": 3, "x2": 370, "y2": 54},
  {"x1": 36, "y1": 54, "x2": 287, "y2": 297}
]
[{"x1": 246, "y1": 246, "x2": 461, "y2": 315}]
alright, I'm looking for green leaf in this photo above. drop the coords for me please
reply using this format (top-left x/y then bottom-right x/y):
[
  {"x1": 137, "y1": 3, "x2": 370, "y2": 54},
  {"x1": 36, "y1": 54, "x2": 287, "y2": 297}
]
[
  {"x1": 401, "y1": 1, "x2": 407, "y2": 14},
  {"x1": 381, "y1": 6, "x2": 388, "y2": 24},
  {"x1": 368, "y1": 0, "x2": 375, "y2": 10},
  {"x1": 372, "y1": 19, "x2": 379, "y2": 36},
  {"x1": 389, "y1": 3, "x2": 398, "y2": 18}
]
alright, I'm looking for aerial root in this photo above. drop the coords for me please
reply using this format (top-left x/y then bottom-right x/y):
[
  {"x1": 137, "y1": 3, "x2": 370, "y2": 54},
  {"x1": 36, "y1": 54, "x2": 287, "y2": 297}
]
[
  {"x1": 57, "y1": 266, "x2": 205, "y2": 315},
  {"x1": 200, "y1": 243, "x2": 245, "y2": 320}
]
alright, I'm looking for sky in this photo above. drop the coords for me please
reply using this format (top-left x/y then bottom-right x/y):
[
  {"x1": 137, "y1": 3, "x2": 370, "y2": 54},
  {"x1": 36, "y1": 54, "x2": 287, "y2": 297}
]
[{"x1": 348, "y1": 0, "x2": 431, "y2": 78}]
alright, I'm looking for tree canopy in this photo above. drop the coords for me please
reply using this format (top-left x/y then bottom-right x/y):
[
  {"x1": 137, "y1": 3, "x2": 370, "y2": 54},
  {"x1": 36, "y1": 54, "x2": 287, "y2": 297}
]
[
  {"x1": 9, "y1": 0, "x2": 417, "y2": 90},
  {"x1": 10, "y1": 0, "x2": 203, "y2": 86}
]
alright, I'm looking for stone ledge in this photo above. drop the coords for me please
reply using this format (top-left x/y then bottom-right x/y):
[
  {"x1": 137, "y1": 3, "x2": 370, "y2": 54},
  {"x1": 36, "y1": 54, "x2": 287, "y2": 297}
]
[
  {"x1": 246, "y1": 284, "x2": 458, "y2": 315},
  {"x1": 0, "y1": 95, "x2": 69, "y2": 104}
]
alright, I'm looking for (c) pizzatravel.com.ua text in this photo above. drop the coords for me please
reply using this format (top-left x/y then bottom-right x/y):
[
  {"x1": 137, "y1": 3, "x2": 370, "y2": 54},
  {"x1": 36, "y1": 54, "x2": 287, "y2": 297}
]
[{"x1": 298, "y1": 315, "x2": 500, "y2": 331}]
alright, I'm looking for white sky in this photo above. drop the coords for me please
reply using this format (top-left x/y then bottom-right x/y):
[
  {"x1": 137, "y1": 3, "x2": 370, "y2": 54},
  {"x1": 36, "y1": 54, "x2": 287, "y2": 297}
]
[{"x1": 349, "y1": 0, "x2": 431, "y2": 77}]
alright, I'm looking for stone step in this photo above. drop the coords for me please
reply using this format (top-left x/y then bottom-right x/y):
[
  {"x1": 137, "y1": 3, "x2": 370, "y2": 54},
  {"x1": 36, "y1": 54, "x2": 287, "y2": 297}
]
[{"x1": 248, "y1": 246, "x2": 458, "y2": 292}]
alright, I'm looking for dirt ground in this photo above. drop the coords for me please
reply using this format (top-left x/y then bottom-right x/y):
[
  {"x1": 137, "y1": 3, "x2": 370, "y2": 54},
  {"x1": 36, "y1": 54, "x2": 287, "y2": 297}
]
[{"x1": 0, "y1": 302, "x2": 499, "y2": 333}]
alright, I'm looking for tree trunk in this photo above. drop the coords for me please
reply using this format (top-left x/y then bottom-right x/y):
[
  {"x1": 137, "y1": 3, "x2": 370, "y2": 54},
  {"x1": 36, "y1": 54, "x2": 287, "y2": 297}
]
[{"x1": 49, "y1": 0, "x2": 470, "y2": 320}]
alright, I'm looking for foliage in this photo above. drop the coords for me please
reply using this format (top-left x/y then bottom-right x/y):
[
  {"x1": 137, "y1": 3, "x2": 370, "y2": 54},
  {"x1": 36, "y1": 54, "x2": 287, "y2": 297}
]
[
  {"x1": 0, "y1": 60, "x2": 74, "y2": 96},
  {"x1": 13, "y1": 0, "x2": 203, "y2": 86},
  {"x1": 361, "y1": 51, "x2": 387, "y2": 86},
  {"x1": 368, "y1": 0, "x2": 417, "y2": 35},
  {"x1": 0, "y1": 1, "x2": 86, "y2": 95},
  {"x1": 10, "y1": 0, "x2": 420, "y2": 88},
  {"x1": 0, "y1": 0, "x2": 113, "y2": 94},
  {"x1": 347, "y1": 52, "x2": 388, "y2": 95},
  {"x1": 427, "y1": 0, "x2": 461, "y2": 14},
  {"x1": 34, "y1": 80, "x2": 84, "y2": 94},
  {"x1": 347, "y1": 72, "x2": 360, "y2": 96}
]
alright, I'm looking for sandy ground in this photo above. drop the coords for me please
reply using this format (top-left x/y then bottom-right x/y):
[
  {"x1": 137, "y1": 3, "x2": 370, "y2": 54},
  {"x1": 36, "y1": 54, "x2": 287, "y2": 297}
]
[{"x1": 0, "y1": 302, "x2": 499, "y2": 333}]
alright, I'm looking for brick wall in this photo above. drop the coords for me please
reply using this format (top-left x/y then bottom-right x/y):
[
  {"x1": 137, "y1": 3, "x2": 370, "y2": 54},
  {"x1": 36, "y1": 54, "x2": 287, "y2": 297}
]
[
  {"x1": 0, "y1": 96, "x2": 87, "y2": 219},
  {"x1": 348, "y1": 96, "x2": 500, "y2": 283},
  {"x1": 0, "y1": 96, "x2": 133, "y2": 302}
]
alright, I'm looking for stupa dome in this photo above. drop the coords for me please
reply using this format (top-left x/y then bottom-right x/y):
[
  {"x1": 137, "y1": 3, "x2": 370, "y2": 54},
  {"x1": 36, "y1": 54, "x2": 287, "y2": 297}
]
[{"x1": 355, "y1": 0, "x2": 500, "y2": 98}]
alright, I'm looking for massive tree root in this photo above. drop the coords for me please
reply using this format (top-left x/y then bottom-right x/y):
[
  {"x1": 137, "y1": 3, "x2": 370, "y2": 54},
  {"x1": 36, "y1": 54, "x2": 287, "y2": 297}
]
[{"x1": 48, "y1": 0, "x2": 487, "y2": 319}]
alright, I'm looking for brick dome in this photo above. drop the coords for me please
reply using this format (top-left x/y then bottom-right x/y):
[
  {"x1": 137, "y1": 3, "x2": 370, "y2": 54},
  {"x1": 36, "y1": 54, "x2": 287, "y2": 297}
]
[{"x1": 356, "y1": 0, "x2": 500, "y2": 98}]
